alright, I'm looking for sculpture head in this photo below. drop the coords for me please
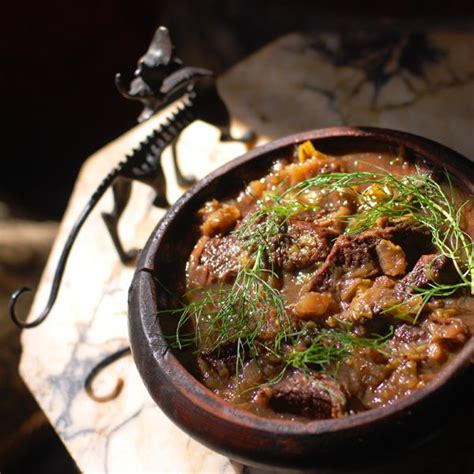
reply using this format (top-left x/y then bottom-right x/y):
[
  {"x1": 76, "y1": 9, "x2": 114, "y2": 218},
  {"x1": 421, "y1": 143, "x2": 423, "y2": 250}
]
[{"x1": 115, "y1": 26, "x2": 183, "y2": 122}]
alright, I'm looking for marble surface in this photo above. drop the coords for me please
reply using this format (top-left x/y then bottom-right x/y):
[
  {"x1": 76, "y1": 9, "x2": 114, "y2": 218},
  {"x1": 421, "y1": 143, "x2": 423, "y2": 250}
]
[{"x1": 20, "y1": 30, "x2": 474, "y2": 473}]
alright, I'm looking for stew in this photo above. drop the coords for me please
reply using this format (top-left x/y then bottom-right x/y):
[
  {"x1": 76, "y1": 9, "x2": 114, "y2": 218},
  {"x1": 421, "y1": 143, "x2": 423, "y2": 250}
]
[{"x1": 169, "y1": 142, "x2": 473, "y2": 420}]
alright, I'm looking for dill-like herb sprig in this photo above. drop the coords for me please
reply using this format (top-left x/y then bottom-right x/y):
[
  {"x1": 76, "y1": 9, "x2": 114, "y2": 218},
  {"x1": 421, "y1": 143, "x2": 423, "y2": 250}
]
[
  {"x1": 266, "y1": 326, "x2": 392, "y2": 383},
  {"x1": 346, "y1": 172, "x2": 473, "y2": 296},
  {"x1": 161, "y1": 154, "x2": 472, "y2": 378},
  {"x1": 237, "y1": 189, "x2": 321, "y2": 256},
  {"x1": 166, "y1": 245, "x2": 291, "y2": 373},
  {"x1": 257, "y1": 170, "x2": 473, "y2": 296}
]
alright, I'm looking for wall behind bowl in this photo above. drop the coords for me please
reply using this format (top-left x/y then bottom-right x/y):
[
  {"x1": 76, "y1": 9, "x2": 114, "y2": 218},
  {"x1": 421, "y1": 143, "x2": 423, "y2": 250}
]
[{"x1": 1, "y1": 0, "x2": 473, "y2": 219}]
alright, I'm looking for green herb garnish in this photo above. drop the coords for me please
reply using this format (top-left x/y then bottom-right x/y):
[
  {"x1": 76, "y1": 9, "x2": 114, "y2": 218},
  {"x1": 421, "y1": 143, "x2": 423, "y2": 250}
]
[
  {"x1": 265, "y1": 326, "x2": 392, "y2": 384},
  {"x1": 243, "y1": 170, "x2": 473, "y2": 307},
  {"x1": 160, "y1": 157, "x2": 473, "y2": 378},
  {"x1": 165, "y1": 245, "x2": 290, "y2": 373}
]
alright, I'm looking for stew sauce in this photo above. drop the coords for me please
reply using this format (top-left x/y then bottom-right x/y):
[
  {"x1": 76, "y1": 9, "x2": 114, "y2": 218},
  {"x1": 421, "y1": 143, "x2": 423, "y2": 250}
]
[{"x1": 180, "y1": 143, "x2": 473, "y2": 420}]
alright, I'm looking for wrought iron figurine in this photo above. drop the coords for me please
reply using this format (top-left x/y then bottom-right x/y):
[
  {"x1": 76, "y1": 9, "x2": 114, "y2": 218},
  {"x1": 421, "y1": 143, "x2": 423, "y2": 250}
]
[{"x1": 9, "y1": 26, "x2": 254, "y2": 329}]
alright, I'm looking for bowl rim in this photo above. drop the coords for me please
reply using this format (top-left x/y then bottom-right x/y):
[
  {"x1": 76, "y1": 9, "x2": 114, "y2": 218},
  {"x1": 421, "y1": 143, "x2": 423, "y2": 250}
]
[{"x1": 130, "y1": 126, "x2": 474, "y2": 438}]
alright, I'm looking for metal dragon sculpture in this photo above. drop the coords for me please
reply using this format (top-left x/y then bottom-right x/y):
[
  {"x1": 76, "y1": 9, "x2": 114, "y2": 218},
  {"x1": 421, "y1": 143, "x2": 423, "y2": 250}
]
[{"x1": 9, "y1": 26, "x2": 254, "y2": 329}]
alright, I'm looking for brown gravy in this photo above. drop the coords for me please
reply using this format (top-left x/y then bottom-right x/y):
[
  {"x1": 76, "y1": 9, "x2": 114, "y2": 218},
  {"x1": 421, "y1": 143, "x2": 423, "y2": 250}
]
[{"x1": 178, "y1": 143, "x2": 473, "y2": 420}]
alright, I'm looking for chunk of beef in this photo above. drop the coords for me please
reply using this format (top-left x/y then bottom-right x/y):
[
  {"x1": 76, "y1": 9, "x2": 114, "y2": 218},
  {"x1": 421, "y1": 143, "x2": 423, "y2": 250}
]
[
  {"x1": 275, "y1": 220, "x2": 338, "y2": 272},
  {"x1": 188, "y1": 234, "x2": 241, "y2": 287},
  {"x1": 308, "y1": 225, "x2": 400, "y2": 292},
  {"x1": 386, "y1": 316, "x2": 469, "y2": 365},
  {"x1": 388, "y1": 324, "x2": 432, "y2": 361},
  {"x1": 199, "y1": 343, "x2": 242, "y2": 379},
  {"x1": 308, "y1": 236, "x2": 376, "y2": 292},
  {"x1": 394, "y1": 254, "x2": 457, "y2": 297},
  {"x1": 308, "y1": 224, "x2": 429, "y2": 293},
  {"x1": 393, "y1": 324, "x2": 428, "y2": 344},
  {"x1": 262, "y1": 370, "x2": 347, "y2": 419}
]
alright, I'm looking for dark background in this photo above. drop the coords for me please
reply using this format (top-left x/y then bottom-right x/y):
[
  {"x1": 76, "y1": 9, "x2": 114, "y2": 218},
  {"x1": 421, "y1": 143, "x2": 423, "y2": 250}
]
[
  {"x1": 2, "y1": 1, "x2": 474, "y2": 219},
  {"x1": 1, "y1": 1, "x2": 474, "y2": 472}
]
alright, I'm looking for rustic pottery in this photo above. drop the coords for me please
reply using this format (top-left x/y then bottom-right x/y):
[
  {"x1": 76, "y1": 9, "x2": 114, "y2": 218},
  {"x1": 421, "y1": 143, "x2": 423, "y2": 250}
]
[{"x1": 128, "y1": 126, "x2": 474, "y2": 470}]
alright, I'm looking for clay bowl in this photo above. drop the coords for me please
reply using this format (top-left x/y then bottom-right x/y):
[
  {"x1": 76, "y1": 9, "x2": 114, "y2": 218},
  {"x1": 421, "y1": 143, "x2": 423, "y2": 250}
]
[{"x1": 128, "y1": 126, "x2": 474, "y2": 470}]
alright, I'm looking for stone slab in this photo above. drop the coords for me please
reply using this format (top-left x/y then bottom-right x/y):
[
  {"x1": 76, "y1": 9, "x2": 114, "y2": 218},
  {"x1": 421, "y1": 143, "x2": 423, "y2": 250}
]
[{"x1": 20, "y1": 30, "x2": 474, "y2": 473}]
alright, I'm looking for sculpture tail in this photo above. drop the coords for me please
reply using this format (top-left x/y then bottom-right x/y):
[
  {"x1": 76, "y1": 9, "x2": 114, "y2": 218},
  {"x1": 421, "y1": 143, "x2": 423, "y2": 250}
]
[{"x1": 9, "y1": 165, "x2": 123, "y2": 328}]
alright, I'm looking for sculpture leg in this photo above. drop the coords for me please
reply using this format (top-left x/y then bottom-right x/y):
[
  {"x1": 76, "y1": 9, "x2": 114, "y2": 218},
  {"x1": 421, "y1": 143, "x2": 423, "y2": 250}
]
[
  {"x1": 136, "y1": 166, "x2": 170, "y2": 209},
  {"x1": 171, "y1": 137, "x2": 196, "y2": 187},
  {"x1": 219, "y1": 125, "x2": 256, "y2": 145},
  {"x1": 101, "y1": 179, "x2": 138, "y2": 264}
]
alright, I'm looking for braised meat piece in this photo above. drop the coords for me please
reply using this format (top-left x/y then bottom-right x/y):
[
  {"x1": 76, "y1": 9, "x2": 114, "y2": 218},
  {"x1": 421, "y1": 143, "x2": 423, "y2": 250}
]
[
  {"x1": 308, "y1": 236, "x2": 377, "y2": 292},
  {"x1": 307, "y1": 224, "x2": 432, "y2": 294},
  {"x1": 187, "y1": 234, "x2": 242, "y2": 287},
  {"x1": 199, "y1": 343, "x2": 243, "y2": 380},
  {"x1": 274, "y1": 220, "x2": 338, "y2": 272},
  {"x1": 392, "y1": 324, "x2": 428, "y2": 344},
  {"x1": 261, "y1": 370, "x2": 347, "y2": 419},
  {"x1": 385, "y1": 316, "x2": 469, "y2": 366},
  {"x1": 308, "y1": 225, "x2": 410, "y2": 292},
  {"x1": 394, "y1": 254, "x2": 457, "y2": 297},
  {"x1": 388, "y1": 325, "x2": 432, "y2": 362}
]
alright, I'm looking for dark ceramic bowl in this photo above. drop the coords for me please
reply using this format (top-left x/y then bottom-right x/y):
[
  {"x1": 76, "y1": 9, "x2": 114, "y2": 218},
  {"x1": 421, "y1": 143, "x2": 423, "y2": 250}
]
[{"x1": 128, "y1": 127, "x2": 474, "y2": 470}]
